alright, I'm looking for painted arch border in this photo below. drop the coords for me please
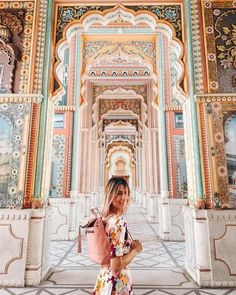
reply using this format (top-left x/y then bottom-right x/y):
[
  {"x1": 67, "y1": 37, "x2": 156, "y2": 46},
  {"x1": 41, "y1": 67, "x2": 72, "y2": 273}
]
[{"x1": 53, "y1": 4, "x2": 186, "y2": 105}]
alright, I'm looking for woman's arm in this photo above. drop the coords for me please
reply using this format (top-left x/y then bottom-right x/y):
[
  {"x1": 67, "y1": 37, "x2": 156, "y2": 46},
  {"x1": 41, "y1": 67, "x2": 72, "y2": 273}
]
[{"x1": 111, "y1": 240, "x2": 142, "y2": 275}]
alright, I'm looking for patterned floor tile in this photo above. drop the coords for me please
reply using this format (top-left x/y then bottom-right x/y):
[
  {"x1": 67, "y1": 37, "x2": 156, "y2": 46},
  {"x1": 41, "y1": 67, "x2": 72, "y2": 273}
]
[
  {"x1": 199, "y1": 290, "x2": 236, "y2": 295},
  {"x1": 1, "y1": 290, "x2": 38, "y2": 295}
]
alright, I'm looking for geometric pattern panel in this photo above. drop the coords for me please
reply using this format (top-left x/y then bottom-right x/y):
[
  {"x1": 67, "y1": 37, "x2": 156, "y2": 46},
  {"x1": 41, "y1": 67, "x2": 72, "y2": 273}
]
[
  {"x1": 0, "y1": 103, "x2": 30, "y2": 208},
  {"x1": 173, "y1": 136, "x2": 188, "y2": 197},
  {"x1": 51, "y1": 135, "x2": 65, "y2": 198}
]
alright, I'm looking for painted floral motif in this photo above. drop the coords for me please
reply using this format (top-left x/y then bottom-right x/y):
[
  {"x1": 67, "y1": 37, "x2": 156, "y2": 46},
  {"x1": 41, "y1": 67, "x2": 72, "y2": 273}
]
[
  {"x1": 0, "y1": 103, "x2": 30, "y2": 209},
  {"x1": 99, "y1": 99, "x2": 141, "y2": 119},
  {"x1": 131, "y1": 5, "x2": 182, "y2": 39},
  {"x1": 204, "y1": 2, "x2": 236, "y2": 93},
  {"x1": 92, "y1": 215, "x2": 133, "y2": 295},
  {"x1": 217, "y1": 24, "x2": 236, "y2": 69},
  {"x1": 56, "y1": 5, "x2": 182, "y2": 41},
  {"x1": 204, "y1": 1, "x2": 212, "y2": 9},
  {"x1": 56, "y1": 6, "x2": 105, "y2": 41},
  {"x1": 211, "y1": 101, "x2": 230, "y2": 207}
]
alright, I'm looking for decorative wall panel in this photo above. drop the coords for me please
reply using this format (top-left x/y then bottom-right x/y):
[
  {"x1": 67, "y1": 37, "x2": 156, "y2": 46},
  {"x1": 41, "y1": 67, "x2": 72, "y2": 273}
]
[
  {"x1": 224, "y1": 113, "x2": 236, "y2": 208},
  {"x1": 94, "y1": 85, "x2": 147, "y2": 104},
  {"x1": 103, "y1": 119, "x2": 138, "y2": 131},
  {"x1": 99, "y1": 99, "x2": 141, "y2": 119},
  {"x1": 173, "y1": 135, "x2": 188, "y2": 197},
  {"x1": 0, "y1": 210, "x2": 30, "y2": 286},
  {"x1": 0, "y1": 103, "x2": 30, "y2": 208},
  {"x1": 83, "y1": 41, "x2": 155, "y2": 68},
  {"x1": 203, "y1": 1, "x2": 236, "y2": 93},
  {"x1": 55, "y1": 4, "x2": 182, "y2": 42},
  {"x1": 189, "y1": 0, "x2": 204, "y2": 93},
  {"x1": 197, "y1": 96, "x2": 236, "y2": 209},
  {"x1": 127, "y1": 5, "x2": 183, "y2": 40},
  {"x1": 56, "y1": 5, "x2": 111, "y2": 42},
  {"x1": 0, "y1": 2, "x2": 35, "y2": 93},
  {"x1": 51, "y1": 135, "x2": 65, "y2": 198}
]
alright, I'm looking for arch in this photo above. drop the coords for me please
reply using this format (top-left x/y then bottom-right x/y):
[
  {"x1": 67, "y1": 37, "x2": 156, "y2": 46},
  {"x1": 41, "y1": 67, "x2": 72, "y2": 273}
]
[
  {"x1": 106, "y1": 145, "x2": 135, "y2": 168},
  {"x1": 53, "y1": 5, "x2": 186, "y2": 105}
]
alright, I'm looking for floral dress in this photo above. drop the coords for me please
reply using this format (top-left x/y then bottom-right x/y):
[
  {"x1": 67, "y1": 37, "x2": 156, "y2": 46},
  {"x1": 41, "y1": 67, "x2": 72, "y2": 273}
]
[{"x1": 92, "y1": 215, "x2": 133, "y2": 295}]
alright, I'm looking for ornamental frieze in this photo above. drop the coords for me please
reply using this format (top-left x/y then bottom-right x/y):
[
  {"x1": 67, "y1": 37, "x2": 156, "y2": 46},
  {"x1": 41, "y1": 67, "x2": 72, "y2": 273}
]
[
  {"x1": 84, "y1": 41, "x2": 155, "y2": 63},
  {"x1": 56, "y1": 5, "x2": 182, "y2": 42},
  {"x1": 106, "y1": 135, "x2": 136, "y2": 146},
  {"x1": 93, "y1": 85, "x2": 147, "y2": 104},
  {"x1": 103, "y1": 119, "x2": 138, "y2": 131},
  {"x1": 99, "y1": 99, "x2": 141, "y2": 119}
]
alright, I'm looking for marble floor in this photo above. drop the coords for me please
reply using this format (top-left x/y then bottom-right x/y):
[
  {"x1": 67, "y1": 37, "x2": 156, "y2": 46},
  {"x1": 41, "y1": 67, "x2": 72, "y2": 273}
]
[{"x1": 1, "y1": 204, "x2": 236, "y2": 295}]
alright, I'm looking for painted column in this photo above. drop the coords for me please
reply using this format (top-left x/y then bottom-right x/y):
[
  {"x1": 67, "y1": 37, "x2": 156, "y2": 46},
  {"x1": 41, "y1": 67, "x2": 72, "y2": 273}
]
[
  {"x1": 184, "y1": 0, "x2": 203, "y2": 204},
  {"x1": 156, "y1": 33, "x2": 169, "y2": 198},
  {"x1": 157, "y1": 33, "x2": 169, "y2": 197},
  {"x1": 70, "y1": 33, "x2": 83, "y2": 197},
  {"x1": 34, "y1": 0, "x2": 53, "y2": 198},
  {"x1": 138, "y1": 134, "x2": 143, "y2": 206},
  {"x1": 156, "y1": 32, "x2": 171, "y2": 238}
]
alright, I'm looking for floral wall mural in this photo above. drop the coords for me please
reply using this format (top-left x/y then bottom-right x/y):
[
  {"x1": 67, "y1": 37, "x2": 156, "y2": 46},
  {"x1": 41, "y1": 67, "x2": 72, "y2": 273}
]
[
  {"x1": 0, "y1": 103, "x2": 30, "y2": 208},
  {"x1": 204, "y1": 1, "x2": 236, "y2": 93}
]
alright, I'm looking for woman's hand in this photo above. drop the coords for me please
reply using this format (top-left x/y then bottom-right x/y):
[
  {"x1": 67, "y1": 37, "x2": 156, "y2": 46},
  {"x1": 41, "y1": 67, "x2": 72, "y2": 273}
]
[
  {"x1": 111, "y1": 240, "x2": 142, "y2": 275},
  {"x1": 131, "y1": 239, "x2": 142, "y2": 254}
]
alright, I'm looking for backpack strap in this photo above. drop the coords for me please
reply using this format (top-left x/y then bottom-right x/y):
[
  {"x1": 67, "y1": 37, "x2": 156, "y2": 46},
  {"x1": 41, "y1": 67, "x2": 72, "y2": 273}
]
[{"x1": 77, "y1": 225, "x2": 82, "y2": 253}]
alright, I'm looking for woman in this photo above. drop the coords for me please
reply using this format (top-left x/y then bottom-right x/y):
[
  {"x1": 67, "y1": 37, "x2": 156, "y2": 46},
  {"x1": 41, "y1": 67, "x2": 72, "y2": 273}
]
[{"x1": 92, "y1": 177, "x2": 142, "y2": 295}]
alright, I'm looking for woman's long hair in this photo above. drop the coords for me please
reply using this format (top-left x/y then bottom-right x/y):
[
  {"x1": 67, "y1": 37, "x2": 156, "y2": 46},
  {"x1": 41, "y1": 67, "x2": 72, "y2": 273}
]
[{"x1": 102, "y1": 177, "x2": 130, "y2": 217}]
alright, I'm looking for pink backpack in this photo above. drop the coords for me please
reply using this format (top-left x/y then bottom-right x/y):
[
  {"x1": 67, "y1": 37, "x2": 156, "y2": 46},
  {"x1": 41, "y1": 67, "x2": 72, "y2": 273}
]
[{"x1": 78, "y1": 208, "x2": 111, "y2": 265}]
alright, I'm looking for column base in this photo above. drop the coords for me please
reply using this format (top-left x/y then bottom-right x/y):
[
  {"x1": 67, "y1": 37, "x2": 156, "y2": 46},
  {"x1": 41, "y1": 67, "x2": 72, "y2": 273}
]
[
  {"x1": 183, "y1": 206, "x2": 236, "y2": 287},
  {"x1": 49, "y1": 197, "x2": 77, "y2": 240},
  {"x1": 158, "y1": 197, "x2": 186, "y2": 241},
  {"x1": 147, "y1": 194, "x2": 159, "y2": 223},
  {"x1": 0, "y1": 207, "x2": 52, "y2": 287}
]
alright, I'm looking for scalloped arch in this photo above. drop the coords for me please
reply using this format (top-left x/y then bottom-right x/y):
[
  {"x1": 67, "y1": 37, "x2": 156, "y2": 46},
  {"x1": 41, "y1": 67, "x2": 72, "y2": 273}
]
[{"x1": 53, "y1": 5, "x2": 186, "y2": 104}]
